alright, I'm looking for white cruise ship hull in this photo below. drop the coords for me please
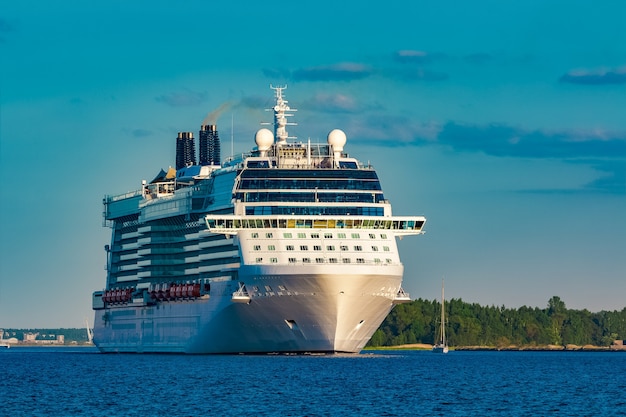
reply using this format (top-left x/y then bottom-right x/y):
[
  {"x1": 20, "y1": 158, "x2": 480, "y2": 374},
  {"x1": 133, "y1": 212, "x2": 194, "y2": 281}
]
[{"x1": 93, "y1": 264, "x2": 403, "y2": 353}]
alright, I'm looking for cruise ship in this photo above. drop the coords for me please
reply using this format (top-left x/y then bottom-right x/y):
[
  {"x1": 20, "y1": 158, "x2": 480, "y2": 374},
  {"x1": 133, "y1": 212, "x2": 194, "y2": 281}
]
[{"x1": 92, "y1": 86, "x2": 426, "y2": 353}]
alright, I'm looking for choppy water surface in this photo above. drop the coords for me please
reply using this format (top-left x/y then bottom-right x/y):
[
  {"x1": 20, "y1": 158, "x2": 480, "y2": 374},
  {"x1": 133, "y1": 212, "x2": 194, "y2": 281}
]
[{"x1": 1, "y1": 348, "x2": 624, "y2": 416}]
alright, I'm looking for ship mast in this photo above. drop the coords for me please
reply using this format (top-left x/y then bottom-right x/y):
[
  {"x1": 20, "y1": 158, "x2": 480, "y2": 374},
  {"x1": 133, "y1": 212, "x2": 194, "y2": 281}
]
[{"x1": 270, "y1": 85, "x2": 297, "y2": 144}]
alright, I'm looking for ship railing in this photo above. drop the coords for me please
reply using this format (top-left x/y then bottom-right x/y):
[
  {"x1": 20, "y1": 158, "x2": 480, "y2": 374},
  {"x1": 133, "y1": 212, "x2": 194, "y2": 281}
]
[
  {"x1": 106, "y1": 189, "x2": 143, "y2": 203},
  {"x1": 205, "y1": 215, "x2": 426, "y2": 236},
  {"x1": 252, "y1": 258, "x2": 402, "y2": 266}
]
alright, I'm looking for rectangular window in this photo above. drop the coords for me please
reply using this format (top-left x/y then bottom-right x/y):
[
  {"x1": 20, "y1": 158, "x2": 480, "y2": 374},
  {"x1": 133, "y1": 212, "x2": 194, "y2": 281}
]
[
  {"x1": 386, "y1": 258, "x2": 393, "y2": 264},
  {"x1": 270, "y1": 258, "x2": 278, "y2": 263},
  {"x1": 251, "y1": 232, "x2": 259, "y2": 238},
  {"x1": 311, "y1": 233, "x2": 320, "y2": 239},
  {"x1": 268, "y1": 245, "x2": 276, "y2": 251},
  {"x1": 298, "y1": 233, "x2": 306, "y2": 238},
  {"x1": 286, "y1": 245, "x2": 295, "y2": 251},
  {"x1": 372, "y1": 246, "x2": 378, "y2": 252},
  {"x1": 256, "y1": 257, "x2": 263, "y2": 263},
  {"x1": 329, "y1": 258, "x2": 338, "y2": 263},
  {"x1": 340, "y1": 245, "x2": 348, "y2": 251},
  {"x1": 254, "y1": 245, "x2": 261, "y2": 251},
  {"x1": 383, "y1": 246, "x2": 390, "y2": 252},
  {"x1": 356, "y1": 258, "x2": 365, "y2": 264},
  {"x1": 266, "y1": 232, "x2": 274, "y2": 238},
  {"x1": 369, "y1": 233, "x2": 376, "y2": 239},
  {"x1": 381, "y1": 234, "x2": 387, "y2": 239},
  {"x1": 288, "y1": 257, "x2": 297, "y2": 263},
  {"x1": 315, "y1": 258, "x2": 324, "y2": 263},
  {"x1": 338, "y1": 233, "x2": 346, "y2": 239},
  {"x1": 374, "y1": 258, "x2": 381, "y2": 264},
  {"x1": 303, "y1": 258, "x2": 311, "y2": 263},
  {"x1": 326, "y1": 245, "x2": 335, "y2": 251},
  {"x1": 313, "y1": 245, "x2": 322, "y2": 251},
  {"x1": 283, "y1": 232, "x2": 293, "y2": 238},
  {"x1": 324, "y1": 233, "x2": 333, "y2": 239},
  {"x1": 342, "y1": 258, "x2": 351, "y2": 263},
  {"x1": 351, "y1": 233, "x2": 360, "y2": 239},
  {"x1": 354, "y1": 245, "x2": 362, "y2": 251},
  {"x1": 300, "y1": 245, "x2": 308, "y2": 251}
]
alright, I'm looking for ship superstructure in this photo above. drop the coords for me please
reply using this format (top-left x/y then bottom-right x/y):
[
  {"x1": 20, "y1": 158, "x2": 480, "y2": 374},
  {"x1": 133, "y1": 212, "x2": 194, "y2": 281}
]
[{"x1": 92, "y1": 86, "x2": 426, "y2": 353}]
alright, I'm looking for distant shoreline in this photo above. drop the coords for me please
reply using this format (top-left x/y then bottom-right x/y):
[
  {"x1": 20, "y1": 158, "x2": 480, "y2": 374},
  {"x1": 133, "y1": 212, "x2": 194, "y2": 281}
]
[{"x1": 367, "y1": 343, "x2": 626, "y2": 352}]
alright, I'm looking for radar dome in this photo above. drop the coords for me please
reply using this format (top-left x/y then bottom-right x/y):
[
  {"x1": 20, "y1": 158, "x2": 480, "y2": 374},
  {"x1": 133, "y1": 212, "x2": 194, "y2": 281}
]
[
  {"x1": 255, "y1": 128, "x2": 274, "y2": 151},
  {"x1": 327, "y1": 129, "x2": 347, "y2": 151}
]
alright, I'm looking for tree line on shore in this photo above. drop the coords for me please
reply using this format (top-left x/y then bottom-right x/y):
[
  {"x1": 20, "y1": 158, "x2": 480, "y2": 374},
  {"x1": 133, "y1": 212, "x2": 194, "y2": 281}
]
[
  {"x1": 1, "y1": 328, "x2": 89, "y2": 343},
  {"x1": 367, "y1": 296, "x2": 626, "y2": 348}
]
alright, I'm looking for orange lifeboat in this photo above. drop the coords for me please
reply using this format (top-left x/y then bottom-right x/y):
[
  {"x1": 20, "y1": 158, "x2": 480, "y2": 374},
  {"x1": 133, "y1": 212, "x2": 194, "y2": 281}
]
[
  {"x1": 181, "y1": 284, "x2": 189, "y2": 298},
  {"x1": 192, "y1": 283, "x2": 201, "y2": 298},
  {"x1": 169, "y1": 284, "x2": 177, "y2": 299}
]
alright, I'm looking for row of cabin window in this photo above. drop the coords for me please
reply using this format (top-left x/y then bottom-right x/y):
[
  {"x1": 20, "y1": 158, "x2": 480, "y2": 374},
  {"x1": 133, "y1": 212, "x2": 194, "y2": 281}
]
[
  {"x1": 252, "y1": 245, "x2": 391, "y2": 252},
  {"x1": 250, "y1": 232, "x2": 389, "y2": 240},
  {"x1": 255, "y1": 257, "x2": 393, "y2": 264}
]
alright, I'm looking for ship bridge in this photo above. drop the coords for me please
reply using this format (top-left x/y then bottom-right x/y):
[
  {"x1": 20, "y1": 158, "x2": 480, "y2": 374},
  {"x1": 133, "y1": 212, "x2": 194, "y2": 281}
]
[{"x1": 205, "y1": 214, "x2": 426, "y2": 236}]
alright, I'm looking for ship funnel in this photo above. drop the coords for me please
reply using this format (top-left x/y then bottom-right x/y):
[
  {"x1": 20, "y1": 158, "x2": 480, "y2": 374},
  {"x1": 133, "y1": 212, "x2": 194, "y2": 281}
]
[
  {"x1": 199, "y1": 124, "x2": 221, "y2": 166},
  {"x1": 176, "y1": 132, "x2": 196, "y2": 170}
]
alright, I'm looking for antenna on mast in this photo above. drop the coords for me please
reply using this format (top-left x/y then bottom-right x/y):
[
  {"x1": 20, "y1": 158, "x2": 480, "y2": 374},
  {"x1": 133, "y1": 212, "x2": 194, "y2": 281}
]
[{"x1": 269, "y1": 84, "x2": 297, "y2": 144}]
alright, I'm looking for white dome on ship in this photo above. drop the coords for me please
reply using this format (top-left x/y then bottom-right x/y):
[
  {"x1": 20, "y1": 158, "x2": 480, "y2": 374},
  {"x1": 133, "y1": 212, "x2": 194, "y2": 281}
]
[
  {"x1": 327, "y1": 129, "x2": 347, "y2": 151},
  {"x1": 255, "y1": 128, "x2": 274, "y2": 151}
]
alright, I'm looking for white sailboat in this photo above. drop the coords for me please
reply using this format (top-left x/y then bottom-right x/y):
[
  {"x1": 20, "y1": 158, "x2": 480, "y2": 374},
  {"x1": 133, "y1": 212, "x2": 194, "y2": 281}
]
[{"x1": 432, "y1": 279, "x2": 449, "y2": 353}]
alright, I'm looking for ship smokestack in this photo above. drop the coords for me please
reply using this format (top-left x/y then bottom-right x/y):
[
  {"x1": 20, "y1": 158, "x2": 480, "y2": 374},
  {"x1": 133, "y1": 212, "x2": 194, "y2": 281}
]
[
  {"x1": 175, "y1": 131, "x2": 196, "y2": 170},
  {"x1": 199, "y1": 124, "x2": 221, "y2": 166}
]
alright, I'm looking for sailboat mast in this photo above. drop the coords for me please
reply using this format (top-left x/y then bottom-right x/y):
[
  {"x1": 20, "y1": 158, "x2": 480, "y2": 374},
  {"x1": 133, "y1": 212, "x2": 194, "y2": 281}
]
[{"x1": 441, "y1": 279, "x2": 445, "y2": 344}]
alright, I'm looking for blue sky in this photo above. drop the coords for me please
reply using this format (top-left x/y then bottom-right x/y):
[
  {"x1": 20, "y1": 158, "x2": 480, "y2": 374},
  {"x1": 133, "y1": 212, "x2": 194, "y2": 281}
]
[{"x1": 1, "y1": 1, "x2": 625, "y2": 328}]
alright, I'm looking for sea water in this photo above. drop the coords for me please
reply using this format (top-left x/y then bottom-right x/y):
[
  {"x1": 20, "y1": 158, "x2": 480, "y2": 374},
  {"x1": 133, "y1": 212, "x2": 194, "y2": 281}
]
[{"x1": 1, "y1": 347, "x2": 624, "y2": 416}]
